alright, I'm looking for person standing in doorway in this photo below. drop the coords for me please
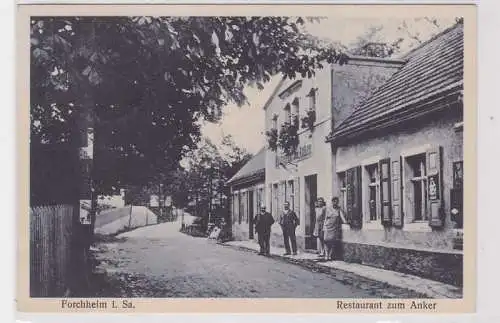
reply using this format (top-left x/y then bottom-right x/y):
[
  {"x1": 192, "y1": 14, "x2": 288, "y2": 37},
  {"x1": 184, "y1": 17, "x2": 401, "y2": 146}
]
[
  {"x1": 278, "y1": 201, "x2": 299, "y2": 256},
  {"x1": 313, "y1": 197, "x2": 326, "y2": 259},
  {"x1": 323, "y1": 197, "x2": 347, "y2": 261},
  {"x1": 254, "y1": 204, "x2": 275, "y2": 256}
]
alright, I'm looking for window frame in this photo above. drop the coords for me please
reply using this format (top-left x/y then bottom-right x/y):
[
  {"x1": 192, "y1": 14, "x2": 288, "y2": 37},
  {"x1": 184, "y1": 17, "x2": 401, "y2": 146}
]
[
  {"x1": 406, "y1": 153, "x2": 428, "y2": 222},
  {"x1": 364, "y1": 163, "x2": 380, "y2": 222}
]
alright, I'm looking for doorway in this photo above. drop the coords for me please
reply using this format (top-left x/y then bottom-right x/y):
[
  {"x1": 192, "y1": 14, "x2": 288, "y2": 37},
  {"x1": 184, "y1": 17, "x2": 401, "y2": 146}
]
[
  {"x1": 304, "y1": 174, "x2": 318, "y2": 250},
  {"x1": 248, "y1": 190, "x2": 254, "y2": 239}
]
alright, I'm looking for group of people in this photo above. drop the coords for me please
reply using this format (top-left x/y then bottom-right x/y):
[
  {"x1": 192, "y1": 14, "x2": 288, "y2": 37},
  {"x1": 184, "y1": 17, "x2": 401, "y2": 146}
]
[{"x1": 253, "y1": 197, "x2": 347, "y2": 260}]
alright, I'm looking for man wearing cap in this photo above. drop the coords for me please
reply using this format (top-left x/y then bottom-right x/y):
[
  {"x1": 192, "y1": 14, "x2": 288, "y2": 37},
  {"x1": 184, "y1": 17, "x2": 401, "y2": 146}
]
[{"x1": 254, "y1": 204, "x2": 275, "y2": 256}]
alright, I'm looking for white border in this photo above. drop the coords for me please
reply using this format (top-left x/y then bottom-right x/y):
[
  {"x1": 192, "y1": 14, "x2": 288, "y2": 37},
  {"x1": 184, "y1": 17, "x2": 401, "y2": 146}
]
[{"x1": 6, "y1": 0, "x2": 500, "y2": 322}]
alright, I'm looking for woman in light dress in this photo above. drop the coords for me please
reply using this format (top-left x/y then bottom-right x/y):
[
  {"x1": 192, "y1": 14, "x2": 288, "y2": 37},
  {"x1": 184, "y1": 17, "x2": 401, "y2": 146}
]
[{"x1": 323, "y1": 196, "x2": 347, "y2": 261}]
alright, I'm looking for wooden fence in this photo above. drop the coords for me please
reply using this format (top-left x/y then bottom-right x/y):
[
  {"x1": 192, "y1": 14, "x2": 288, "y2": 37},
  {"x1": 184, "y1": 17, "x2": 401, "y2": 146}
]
[{"x1": 30, "y1": 204, "x2": 79, "y2": 297}]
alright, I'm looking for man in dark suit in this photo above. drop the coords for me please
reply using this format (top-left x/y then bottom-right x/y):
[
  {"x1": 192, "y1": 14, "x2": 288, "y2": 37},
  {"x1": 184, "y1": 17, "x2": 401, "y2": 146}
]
[
  {"x1": 278, "y1": 201, "x2": 300, "y2": 256},
  {"x1": 254, "y1": 204, "x2": 275, "y2": 256}
]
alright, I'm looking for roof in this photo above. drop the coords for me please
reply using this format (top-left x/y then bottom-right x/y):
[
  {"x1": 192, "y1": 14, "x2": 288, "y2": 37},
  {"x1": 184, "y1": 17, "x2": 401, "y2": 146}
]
[
  {"x1": 327, "y1": 22, "x2": 464, "y2": 144},
  {"x1": 226, "y1": 147, "x2": 266, "y2": 186}
]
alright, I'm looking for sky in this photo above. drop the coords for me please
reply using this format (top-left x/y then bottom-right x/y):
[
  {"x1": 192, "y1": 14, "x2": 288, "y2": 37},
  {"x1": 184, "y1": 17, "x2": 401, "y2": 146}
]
[{"x1": 201, "y1": 16, "x2": 457, "y2": 155}]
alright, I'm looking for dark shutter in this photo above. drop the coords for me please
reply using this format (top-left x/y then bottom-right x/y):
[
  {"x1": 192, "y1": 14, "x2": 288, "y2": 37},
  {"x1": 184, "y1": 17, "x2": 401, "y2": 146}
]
[
  {"x1": 379, "y1": 158, "x2": 392, "y2": 226},
  {"x1": 346, "y1": 166, "x2": 362, "y2": 229},
  {"x1": 391, "y1": 157, "x2": 404, "y2": 227},
  {"x1": 427, "y1": 146, "x2": 444, "y2": 228},
  {"x1": 294, "y1": 177, "x2": 300, "y2": 218}
]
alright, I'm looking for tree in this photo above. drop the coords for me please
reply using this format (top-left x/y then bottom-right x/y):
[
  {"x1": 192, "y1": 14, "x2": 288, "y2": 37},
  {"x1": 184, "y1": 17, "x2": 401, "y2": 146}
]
[
  {"x1": 30, "y1": 17, "x2": 344, "y2": 228},
  {"x1": 346, "y1": 17, "x2": 458, "y2": 58}
]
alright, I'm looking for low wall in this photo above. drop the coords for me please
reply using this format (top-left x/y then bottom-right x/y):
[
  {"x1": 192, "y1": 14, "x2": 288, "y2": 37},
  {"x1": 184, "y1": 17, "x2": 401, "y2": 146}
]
[
  {"x1": 342, "y1": 241, "x2": 463, "y2": 287},
  {"x1": 95, "y1": 206, "x2": 157, "y2": 235}
]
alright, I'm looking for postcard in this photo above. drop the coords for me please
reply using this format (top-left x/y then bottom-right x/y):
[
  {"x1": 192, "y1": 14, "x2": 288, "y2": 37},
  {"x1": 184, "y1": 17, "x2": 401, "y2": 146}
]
[{"x1": 17, "y1": 3, "x2": 477, "y2": 314}]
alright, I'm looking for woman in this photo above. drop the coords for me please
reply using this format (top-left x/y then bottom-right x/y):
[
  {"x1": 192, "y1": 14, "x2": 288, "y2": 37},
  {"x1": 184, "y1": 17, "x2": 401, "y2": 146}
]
[
  {"x1": 323, "y1": 197, "x2": 347, "y2": 261},
  {"x1": 312, "y1": 198, "x2": 326, "y2": 259}
]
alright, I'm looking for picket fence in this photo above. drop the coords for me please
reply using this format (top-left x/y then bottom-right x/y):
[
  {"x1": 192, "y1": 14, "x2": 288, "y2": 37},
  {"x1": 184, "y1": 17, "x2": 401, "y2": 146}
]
[{"x1": 30, "y1": 204, "x2": 77, "y2": 297}]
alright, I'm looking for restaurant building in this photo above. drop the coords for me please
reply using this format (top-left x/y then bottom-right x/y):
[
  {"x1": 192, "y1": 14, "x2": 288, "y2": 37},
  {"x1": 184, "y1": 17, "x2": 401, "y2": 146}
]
[
  {"x1": 263, "y1": 56, "x2": 403, "y2": 251},
  {"x1": 326, "y1": 23, "x2": 464, "y2": 286}
]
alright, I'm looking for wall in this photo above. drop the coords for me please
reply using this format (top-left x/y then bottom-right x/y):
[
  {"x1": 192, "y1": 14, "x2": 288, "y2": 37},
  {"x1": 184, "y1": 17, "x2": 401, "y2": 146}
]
[
  {"x1": 331, "y1": 62, "x2": 399, "y2": 129},
  {"x1": 334, "y1": 112, "x2": 464, "y2": 251},
  {"x1": 231, "y1": 181, "x2": 265, "y2": 242},
  {"x1": 264, "y1": 66, "x2": 333, "y2": 245},
  {"x1": 264, "y1": 61, "x2": 400, "y2": 249}
]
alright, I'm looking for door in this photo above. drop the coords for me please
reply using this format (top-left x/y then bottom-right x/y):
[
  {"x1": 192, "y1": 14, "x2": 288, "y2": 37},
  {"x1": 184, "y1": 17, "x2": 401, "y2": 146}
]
[
  {"x1": 248, "y1": 190, "x2": 254, "y2": 239},
  {"x1": 304, "y1": 174, "x2": 317, "y2": 250}
]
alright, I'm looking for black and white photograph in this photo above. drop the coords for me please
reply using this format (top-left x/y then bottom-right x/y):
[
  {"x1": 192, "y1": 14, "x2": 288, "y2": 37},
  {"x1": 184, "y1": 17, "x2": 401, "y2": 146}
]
[{"x1": 20, "y1": 3, "x2": 476, "y2": 313}]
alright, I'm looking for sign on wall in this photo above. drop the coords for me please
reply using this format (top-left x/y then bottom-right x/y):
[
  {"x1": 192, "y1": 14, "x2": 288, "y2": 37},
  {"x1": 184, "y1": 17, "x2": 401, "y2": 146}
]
[
  {"x1": 276, "y1": 143, "x2": 313, "y2": 166},
  {"x1": 165, "y1": 195, "x2": 172, "y2": 207},
  {"x1": 150, "y1": 195, "x2": 159, "y2": 207}
]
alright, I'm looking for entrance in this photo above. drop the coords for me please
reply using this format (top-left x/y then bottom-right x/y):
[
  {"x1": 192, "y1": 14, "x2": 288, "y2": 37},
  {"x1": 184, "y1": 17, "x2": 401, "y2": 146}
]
[
  {"x1": 248, "y1": 190, "x2": 254, "y2": 239},
  {"x1": 304, "y1": 174, "x2": 318, "y2": 250}
]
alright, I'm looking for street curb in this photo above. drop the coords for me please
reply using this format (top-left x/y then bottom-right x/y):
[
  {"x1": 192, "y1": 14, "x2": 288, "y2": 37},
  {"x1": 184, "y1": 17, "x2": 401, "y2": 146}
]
[{"x1": 220, "y1": 242, "x2": 431, "y2": 299}]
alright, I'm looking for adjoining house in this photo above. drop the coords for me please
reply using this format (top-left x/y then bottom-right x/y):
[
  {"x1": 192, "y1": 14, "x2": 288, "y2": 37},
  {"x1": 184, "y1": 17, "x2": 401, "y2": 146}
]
[
  {"x1": 326, "y1": 22, "x2": 464, "y2": 286},
  {"x1": 227, "y1": 147, "x2": 266, "y2": 241},
  {"x1": 263, "y1": 54, "x2": 404, "y2": 251}
]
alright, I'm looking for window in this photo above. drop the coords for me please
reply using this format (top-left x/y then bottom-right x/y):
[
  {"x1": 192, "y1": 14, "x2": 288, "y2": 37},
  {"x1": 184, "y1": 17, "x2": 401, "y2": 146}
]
[
  {"x1": 287, "y1": 180, "x2": 295, "y2": 211},
  {"x1": 365, "y1": 164, "x2": 379, "y2": 221},
  {"x1": 272, "y1": 114, "x2": 278, "y2": 130},
  {"x1": 284, "y1": 103, "x2": 291, "y2": 124},
  {"x1": 453, "y1": 161, "x2": 463, "y2": 189},
  {"x1": 272, "y1": 183, "x2": 279, "y2": 217},
  {"x1": 407, "y1": 154, "x2": 427, "y2": 221},
  {"x1": 232, "y1": 193, "x2": 238, "y2": 223},
  {"x1": 257, "y1": 187, "x2": 264, "y2": 209},
  {"x1": 338, "y1": 172, "x2": 347, "y2": 212},
  {"x1": 292, "y1": 98, "x2": 300, "y2": 120},
  {"x1": 308, "y1": 88, "x2": 317, "y2": 111},
  {"x1": 239, "y1": 192, "x2": 244, "y2": 224}
]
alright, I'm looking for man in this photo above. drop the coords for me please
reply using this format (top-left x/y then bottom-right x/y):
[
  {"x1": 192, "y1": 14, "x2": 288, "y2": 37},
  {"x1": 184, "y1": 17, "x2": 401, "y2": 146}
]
[
  {"x1": 278, "y1": 201, "x2": 299, "y2": 256},
  {"x1": 254, "y1": 204, "x2": 275, "y2": 256}
]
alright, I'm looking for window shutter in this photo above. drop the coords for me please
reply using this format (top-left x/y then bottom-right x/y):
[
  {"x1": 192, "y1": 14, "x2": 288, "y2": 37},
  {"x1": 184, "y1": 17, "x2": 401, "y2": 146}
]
[
  {"x1": 391, "y1": 157, "x2": 404, "y2": 227},
  {"x1": 427, "y1": 146, "x2": 444, "y2": 228},
  {"x1": 279, "y1": 181, "x2": 286, "y2": 214},
  {"x1": 294, "y1": 177, "x2": 300, "y2": 219},
  {"x1": 233, "y1": 194, "x2": 237, "y2": 224},
  {"x1": 238, "y1": 193, "x2": 242, "y2": 224},
  {"x1": 270, "y1": 184, "x2": 276, "y2": 218},
  {"x1": 346, "y1": 166, "x2": 362, "y2": 229},
  {"x1": 379, "y1": 158, "x2": 392, "y2": 226},
  {"x1": 246, "y1": 190, "x2": 251, "y2": 224}
]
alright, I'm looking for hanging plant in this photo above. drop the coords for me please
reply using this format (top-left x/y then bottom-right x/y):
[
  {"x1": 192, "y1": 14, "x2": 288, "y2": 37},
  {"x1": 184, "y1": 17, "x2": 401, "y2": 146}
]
[
  {"x1": 265, "y1": 128, "x2": 278, "y2": 151},
  {"x1": 278, "y1": 115, "x2": 299, "y2": 156},
  {"x1": 301, "y1": 109, "x2": 316, "y2": 132}
]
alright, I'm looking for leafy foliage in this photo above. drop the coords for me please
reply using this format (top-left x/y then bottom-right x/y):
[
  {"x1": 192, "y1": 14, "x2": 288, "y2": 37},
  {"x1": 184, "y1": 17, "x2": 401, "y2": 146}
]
[
  {"x1": 30, "y1": 16, "x2": 343, "y2": 194},
  {"x1": 265, "y1": 128, "x2": 278, "y2": 152},
  {"x1": 300, "y1": 109, "x2": 316, "y2": 132},
  {"x1": 278, "y1": 115, "x2": 300, "y2": 156}
]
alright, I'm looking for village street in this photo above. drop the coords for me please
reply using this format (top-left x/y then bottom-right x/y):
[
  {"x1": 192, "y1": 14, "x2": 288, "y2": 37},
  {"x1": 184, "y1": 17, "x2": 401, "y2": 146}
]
[{"x1": 91, "y1": 222, "x2": 424, "y2": 298}]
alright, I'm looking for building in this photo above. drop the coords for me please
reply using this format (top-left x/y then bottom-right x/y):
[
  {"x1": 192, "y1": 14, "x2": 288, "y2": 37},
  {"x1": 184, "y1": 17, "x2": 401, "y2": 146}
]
[
  {"x1": 263, "y1": 55, "x2": 403, "y2": 250},
  {"x1": 326, "y1": 23, "x2": 464, "y2": 286},
  {"x1": 227, "y1": 148, "x2": 266, "y2": 241}
]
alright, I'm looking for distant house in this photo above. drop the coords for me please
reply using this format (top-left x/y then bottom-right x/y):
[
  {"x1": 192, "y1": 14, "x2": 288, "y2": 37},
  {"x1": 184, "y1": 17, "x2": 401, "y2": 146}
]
[
  {"x1": 326, "y1": 22, "x2": 464, "y2": 286},
  {"x1": 227, "y1": 148, "x2": 266, "y2": 241}
]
